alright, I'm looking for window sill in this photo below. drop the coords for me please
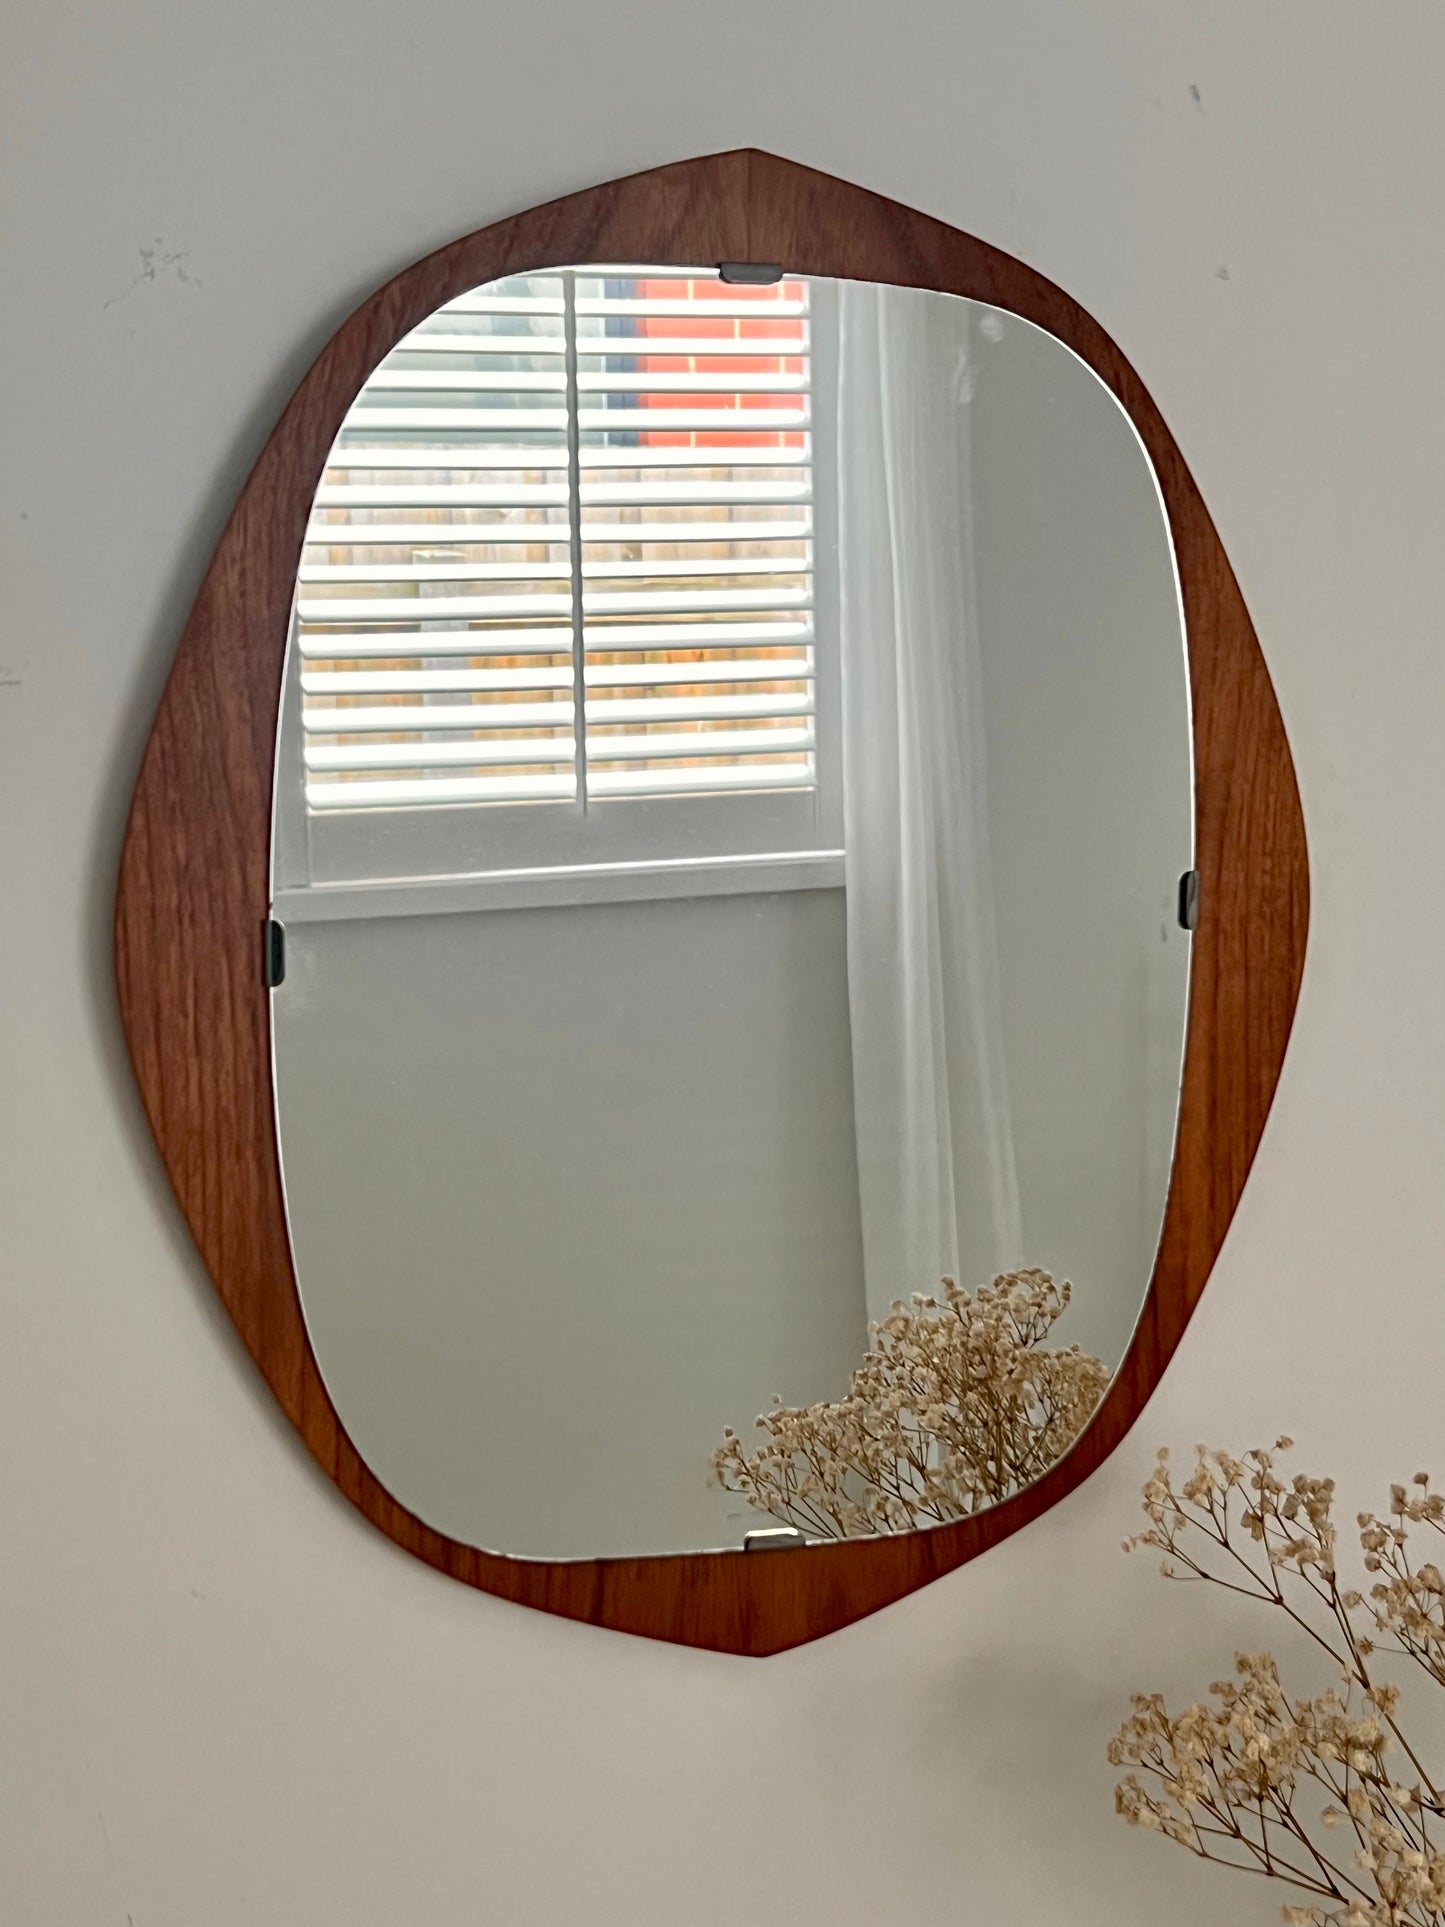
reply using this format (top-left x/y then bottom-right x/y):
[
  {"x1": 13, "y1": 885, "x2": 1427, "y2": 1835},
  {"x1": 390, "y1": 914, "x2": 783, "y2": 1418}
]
[{"x1": 272, "y1": 849, "x2": 846, "y2": 925}]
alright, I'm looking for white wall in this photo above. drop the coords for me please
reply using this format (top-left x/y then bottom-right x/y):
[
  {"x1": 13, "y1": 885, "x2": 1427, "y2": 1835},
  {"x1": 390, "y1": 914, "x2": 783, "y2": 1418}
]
[
  {"x1": 1, "y1": 6, "x2": 1440, "y2": 1924},
  {"x1": 274, "y1": 891, "x2": 868, "y2": 1558},
  {"x1": 968, "y1": 301, "x2": 1193, "y2": 1366}
]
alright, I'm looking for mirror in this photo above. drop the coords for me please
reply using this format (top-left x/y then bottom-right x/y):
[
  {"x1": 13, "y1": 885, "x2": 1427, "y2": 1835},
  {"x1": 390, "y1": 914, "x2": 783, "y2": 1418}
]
[{"x1": 268, "y1": 265, "x2": 1192, "y2": 1561}]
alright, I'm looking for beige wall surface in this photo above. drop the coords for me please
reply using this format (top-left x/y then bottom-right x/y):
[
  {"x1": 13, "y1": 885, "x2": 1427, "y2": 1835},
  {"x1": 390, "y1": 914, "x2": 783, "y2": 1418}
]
[
  {"x1": 274, "y1": 891, "x2": 869, "y2": 1560},
  {"x1": 1, "y1": 5, "x2": 1440, "y2": 1923},
  {"x1": 968, "y1": 303, "x2": 1193, "y2": 1365}
]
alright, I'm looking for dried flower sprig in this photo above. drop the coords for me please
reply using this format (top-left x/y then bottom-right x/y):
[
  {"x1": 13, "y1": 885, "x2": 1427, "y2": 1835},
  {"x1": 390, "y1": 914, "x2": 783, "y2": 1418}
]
[
  {"x1": 713, "y1": 1269, "x2": 1108, "y2": 1539},
  {"x1": 1110, "y1": 1441, "x2": 1445, "y2": 1925}
]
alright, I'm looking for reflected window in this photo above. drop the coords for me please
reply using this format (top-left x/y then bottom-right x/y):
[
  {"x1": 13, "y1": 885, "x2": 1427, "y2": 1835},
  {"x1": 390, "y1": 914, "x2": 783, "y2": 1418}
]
[{"x1": 279, "y1": 267, "x2": 843, "y2": 890}]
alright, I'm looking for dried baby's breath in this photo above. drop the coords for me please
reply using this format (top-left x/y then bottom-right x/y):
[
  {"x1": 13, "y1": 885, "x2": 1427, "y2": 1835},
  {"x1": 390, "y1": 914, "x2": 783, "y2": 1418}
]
[
  {"x1": 713, "y1": 1269, "x2": 1108, "y2": 1538},
  {"x1": 1111, "y1": 1441, "x2": 1445, "y2": 1925}
]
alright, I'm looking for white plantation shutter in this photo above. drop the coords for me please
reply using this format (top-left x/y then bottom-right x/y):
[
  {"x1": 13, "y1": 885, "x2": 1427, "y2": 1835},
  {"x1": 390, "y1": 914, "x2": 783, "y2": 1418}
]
[
  {"x1": 280, "y1": 265, "x2": 840, "y2": 896},
  {"x1": 297, "y1": 274, "x2": 576, "y2": 816},
  {"x1": 575, "y1": 270, "x2": 815, "y2": 803}
]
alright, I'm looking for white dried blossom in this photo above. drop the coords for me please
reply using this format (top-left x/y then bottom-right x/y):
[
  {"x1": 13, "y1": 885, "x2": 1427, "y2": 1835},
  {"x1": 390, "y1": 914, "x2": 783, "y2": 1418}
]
[
  {"x1": 713, "y1": 1269, "x2": 1108, "y2": 1539},
  {"x1": 1112, "y1": 1442, "x2": 1445, "y2": 1926}
]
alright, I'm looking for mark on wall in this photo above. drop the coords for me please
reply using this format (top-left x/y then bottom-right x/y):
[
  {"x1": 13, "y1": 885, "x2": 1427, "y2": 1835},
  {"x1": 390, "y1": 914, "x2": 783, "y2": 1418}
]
[{"x1": 104, "y1": 239, "x2": 203, "y2": 309}]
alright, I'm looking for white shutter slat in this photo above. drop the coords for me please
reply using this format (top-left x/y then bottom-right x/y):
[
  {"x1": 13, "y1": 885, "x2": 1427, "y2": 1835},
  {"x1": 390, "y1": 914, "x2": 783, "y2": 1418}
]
[
  {"x1": 437, "y1": 292, "x2": 566, "y2": 315},
  {"x1": 583, "y1": 726, "x2": 813, "y2": 764},
  {"x1": 324, "y1": 447, "x2": 570, "y2": 469},
  {"x1": 313, "y1": 481, "x2": 807, "y2": 508},
  {"x1": 577, "y1": 370, "x2": 807, "y2": 393},
  {"x1": 575, "y1": 296, "x2": 806, "y2": 318},
  {"x1": 302, "y1": 671, "x2": 572, "y2": 697},
  {"x1": 396, "y1": 331, "x2": 803, "y2": 358},
  {"x1": 587, "y1": 764, "x2": 812, "y2": 797},
  {"x1": 587, "y1": 690, "x2": 812, "y2": 726},
  {"x1": 347, "y1": 407, "x2": 569, "y2": 431},
  {"x1": 589, "y1": 619, "x2": 812, "y2": 648},
  {"x1": 579, "y1": 446, "x2": 809, "y2": 467},
  {"x1": 299, "y1": 592, "x2": 571, "y2": 624},
  {"x1": 349, "y1": 407, "x2": 807, "y2": 433},
  {"x1": 594, "y1": 587, "x2": 811, "y2": 615},
  {"x1": 584, "y1": 557, "x2": 807, "y2": 580},
  {"x1": 302, "y1": 656, "x2": 812, "y2": 696},
  {"x1": 345, "y1": 408, "x2": 569, "y2": 432},
  {"x1": 304, "y1": 523, "x2": 566, "y2": 548},
  {"x1": 305, "y1": 701, "x2": 576, "y2": 732},
  {"x1": 365, "y1": 369, "x2": 569, "y2": 391},
  {"x1": 306, "y1": 726, "x2": 810, "y2": 776},
  {"x1": 585, "y1": 407, "x2": 807, "y2": 432},
  {"x1": 582, "y1": 518, "x2": 810, "y2": 544},
  {"x1": 301, "y1": 555, "x2": 807, "y2": 585},
  {"x1": 584, "y1": 653, "x2": 811, "y2": 686},
  {"x1": 300, "y1": 559, "x2": 571, "y2": 584},
  {"x1": 324, "y1": 444, "x2": 803, "y2": 471},
  {"x1": 299, "y1": 628, "x2": 575, "y2": 660},
  {"x1": 298, "y1": 587, "x2": 811, "y2": 624},
  {"x1": 298, "y1": 623, "x2": 810, "y2": 662},
  {"x1": 394, "y1": 332, "x2": 569, "y2": 355},
  {"x1": 307, "y1": 774, "x2": 577, "y2": 808},
  {"x1": 364, "y1": 368, "x2": 808, "y2": 394},
  {"x1": 581, "y1": 480, "x2": 811, "y2": 506},
  {"x1": 304, "y1": 518, "x2": 808, "y2": 547},
  {"x1": 306, "y1": 738, "x2": 576, "y2": 771},
  {"x1": 314, "y1": 483, "x2": 570, "y2": 507},
  {"x1": 304, "y1": 694, "x2": 812, "y2": 736}
]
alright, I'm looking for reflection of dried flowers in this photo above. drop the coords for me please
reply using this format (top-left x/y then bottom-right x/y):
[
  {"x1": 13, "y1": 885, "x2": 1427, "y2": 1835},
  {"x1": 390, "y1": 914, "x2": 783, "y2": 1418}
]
[
  {"x1": 1110, "y1": 1441, "x2": 1445, "y2": 1924},
  {"x1": 712, "y1": 1269, "x2": 1108, "y2": 1539}
]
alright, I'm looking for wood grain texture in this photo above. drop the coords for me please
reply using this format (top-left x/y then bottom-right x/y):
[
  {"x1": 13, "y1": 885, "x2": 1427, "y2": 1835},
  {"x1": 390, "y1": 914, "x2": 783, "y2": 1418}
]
[{"x1": 115, "y1": 150, "x2": 1309, "y2": 1656}]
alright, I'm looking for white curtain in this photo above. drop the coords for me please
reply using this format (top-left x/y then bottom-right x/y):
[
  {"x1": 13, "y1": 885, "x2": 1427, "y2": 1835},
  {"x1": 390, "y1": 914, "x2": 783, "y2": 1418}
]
[{"x1": 836, "y1": 282, "x2": 1023, "y2": 1323}]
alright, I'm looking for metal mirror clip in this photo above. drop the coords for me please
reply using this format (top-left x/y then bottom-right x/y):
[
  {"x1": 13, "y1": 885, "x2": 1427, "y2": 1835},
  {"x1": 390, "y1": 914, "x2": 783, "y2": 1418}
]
[{"x1": 743, "y1": 1526, "x2": 809, "y2": 1552}]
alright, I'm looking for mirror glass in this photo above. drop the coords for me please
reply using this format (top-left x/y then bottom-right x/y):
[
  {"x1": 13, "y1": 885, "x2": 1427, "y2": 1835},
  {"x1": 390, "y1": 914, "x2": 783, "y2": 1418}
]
[{"x1": 270, "y1": 266, "x2": 1192, "y2": 1559}]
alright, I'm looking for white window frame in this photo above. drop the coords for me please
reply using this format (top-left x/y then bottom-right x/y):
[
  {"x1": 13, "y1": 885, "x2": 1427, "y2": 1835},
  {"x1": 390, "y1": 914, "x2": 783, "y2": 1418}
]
[{"x1": 273, "y1": 273, "x2": 843, "y2": 923}]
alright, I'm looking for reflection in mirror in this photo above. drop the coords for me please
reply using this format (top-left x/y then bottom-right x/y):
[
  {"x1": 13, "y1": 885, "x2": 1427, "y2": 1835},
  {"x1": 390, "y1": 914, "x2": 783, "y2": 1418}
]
[{"x1": 270, "y1": 266, "x2": 1192, "y2": 1560}]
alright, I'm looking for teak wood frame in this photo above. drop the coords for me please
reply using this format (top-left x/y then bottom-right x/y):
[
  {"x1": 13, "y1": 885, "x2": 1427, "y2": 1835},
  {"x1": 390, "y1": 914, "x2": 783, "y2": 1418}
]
[{"x1": 115, "y1": 151, "x2": 1309, "y2": 1657}]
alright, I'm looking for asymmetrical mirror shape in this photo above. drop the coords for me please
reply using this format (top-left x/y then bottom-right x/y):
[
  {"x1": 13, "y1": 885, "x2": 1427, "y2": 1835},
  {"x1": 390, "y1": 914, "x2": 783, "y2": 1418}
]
[
  {"x1": 116, "y1": 152, "x2": 1306, "y2": 1651},
  {"x1": 269, "y1": 267, "x2": 1193, "y2": 1561}
]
